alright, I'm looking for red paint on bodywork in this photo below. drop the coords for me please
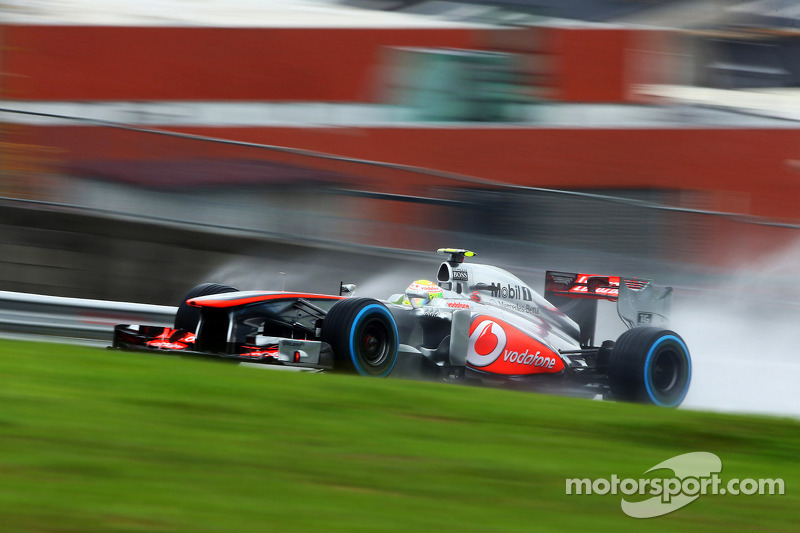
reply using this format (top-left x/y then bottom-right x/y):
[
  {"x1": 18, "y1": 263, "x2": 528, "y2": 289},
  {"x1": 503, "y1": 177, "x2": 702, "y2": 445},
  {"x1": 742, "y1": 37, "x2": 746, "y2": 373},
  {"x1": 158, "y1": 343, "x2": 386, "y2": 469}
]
[
  {"x1": 467, "y1": 315, "x2": 564, "y2": 375},
  {"x1": 188, "y1": 292, "x2": 342, "y2": 308}
]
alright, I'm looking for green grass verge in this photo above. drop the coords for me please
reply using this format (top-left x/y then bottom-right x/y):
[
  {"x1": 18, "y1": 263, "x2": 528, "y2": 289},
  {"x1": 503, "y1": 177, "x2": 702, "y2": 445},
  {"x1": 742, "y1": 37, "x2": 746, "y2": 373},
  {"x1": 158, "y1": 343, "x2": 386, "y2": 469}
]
[{"x1": 0, "y1": 339, "x2": 797, "y2": 532}]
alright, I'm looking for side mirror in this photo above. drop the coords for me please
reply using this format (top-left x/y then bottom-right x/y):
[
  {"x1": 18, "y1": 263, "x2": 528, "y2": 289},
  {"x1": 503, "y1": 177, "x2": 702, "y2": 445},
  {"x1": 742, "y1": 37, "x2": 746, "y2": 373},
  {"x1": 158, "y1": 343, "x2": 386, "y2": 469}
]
[{"x1": 339, "y1": 282, "x2": 357, "y2": 297}]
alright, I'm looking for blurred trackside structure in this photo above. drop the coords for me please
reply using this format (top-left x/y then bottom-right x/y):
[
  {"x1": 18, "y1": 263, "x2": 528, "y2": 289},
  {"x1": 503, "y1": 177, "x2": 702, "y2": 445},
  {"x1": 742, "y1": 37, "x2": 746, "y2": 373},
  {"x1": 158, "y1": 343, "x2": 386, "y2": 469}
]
[{"x1": 1, "y1": 3, "x2": 800, "y2": 302}]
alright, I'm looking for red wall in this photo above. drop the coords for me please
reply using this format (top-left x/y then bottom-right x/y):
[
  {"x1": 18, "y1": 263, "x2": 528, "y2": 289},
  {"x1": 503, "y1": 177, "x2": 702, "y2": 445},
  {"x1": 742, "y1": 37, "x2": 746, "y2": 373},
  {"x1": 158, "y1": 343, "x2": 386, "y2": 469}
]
[
  {"x1": 547, "y1": 28, "x2": 627, "y2": 102},
  {"x1": 0, "y1": 25, "x2": 479, "y2": 101},
  {"x1": 541, "y1": 27, "x2": 675, "y2": 103},
  {"x1": 0, "y1": 24, "x2": 677, "y2": 103},
  {"x1": 23, "y1": 124, "x2": 800, "y2": 219}
]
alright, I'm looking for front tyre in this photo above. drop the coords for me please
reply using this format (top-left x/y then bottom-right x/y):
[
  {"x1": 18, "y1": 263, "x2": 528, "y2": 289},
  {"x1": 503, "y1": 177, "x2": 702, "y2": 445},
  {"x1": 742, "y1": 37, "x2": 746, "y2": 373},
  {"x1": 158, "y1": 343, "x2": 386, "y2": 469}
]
[
  {"x1": 608, "y1": 327, "x2": 691, "y2": 407},
  {"x1": 174, "y1": 282, "x2": 238, "y2": 332},
  {"x1": 322, "y1": 298, "x2": 399, "y2": 377}
]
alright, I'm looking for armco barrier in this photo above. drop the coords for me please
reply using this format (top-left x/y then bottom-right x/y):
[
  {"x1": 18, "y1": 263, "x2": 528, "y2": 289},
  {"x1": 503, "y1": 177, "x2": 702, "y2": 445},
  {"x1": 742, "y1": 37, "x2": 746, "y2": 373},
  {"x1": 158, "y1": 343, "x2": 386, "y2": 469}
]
[{"x1": 0, "y1": 290, "x2": 175, "y2": 341}]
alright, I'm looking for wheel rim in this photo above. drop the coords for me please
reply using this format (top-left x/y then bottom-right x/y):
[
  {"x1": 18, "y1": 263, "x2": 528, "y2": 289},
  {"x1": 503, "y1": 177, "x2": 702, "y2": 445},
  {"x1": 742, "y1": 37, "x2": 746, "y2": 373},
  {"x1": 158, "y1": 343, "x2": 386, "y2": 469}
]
[
  {"x1": 651, "y1": 349, "x2": 681, "y2": 394},
  {"x1": 357, "y1": 318, "x2": 392, "y2": 368}
]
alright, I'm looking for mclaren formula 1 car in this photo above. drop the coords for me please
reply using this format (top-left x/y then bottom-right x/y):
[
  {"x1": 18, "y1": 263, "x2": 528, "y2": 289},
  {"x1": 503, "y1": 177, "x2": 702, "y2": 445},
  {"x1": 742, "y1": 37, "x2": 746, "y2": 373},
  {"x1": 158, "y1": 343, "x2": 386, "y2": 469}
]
[{"x1": 113, "y1": 248, "x2": 691, "y2": 407}]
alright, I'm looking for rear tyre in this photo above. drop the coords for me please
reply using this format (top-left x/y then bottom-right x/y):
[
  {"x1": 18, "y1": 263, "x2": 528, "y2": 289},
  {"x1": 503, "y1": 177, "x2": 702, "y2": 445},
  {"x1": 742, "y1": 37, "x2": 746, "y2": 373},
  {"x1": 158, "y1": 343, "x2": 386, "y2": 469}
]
[
  {"x1": 321, "y1": 298, "x2": 399, "y2": 377},
  {"x1": 174, "y1": 283, "x2": 238, "y2": 332},
  {"x1": 608, "y1": 327, "x2": 691, "y2": 407}
]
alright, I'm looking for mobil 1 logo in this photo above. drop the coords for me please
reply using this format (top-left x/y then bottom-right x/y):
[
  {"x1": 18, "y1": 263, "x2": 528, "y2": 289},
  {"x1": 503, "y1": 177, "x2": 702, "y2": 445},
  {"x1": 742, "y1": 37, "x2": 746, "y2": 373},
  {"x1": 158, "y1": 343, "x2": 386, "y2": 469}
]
[{"x1": 488, "y1": 282, "x2": 533, "y2": 301}]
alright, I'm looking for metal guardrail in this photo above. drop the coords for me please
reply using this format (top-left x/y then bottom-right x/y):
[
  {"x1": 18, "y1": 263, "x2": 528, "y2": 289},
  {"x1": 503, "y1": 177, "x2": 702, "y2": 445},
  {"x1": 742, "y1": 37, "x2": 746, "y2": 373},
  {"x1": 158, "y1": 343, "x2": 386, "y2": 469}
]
[{"x1": 0, "y1": 290, "x2": 176, "y2": 342}]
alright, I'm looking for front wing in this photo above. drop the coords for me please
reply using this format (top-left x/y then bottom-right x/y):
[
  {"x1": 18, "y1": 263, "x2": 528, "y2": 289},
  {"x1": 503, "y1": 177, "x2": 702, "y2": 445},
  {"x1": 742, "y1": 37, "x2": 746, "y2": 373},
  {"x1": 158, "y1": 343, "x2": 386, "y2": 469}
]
[{"x1": 112, "y1": 324, "x2": 333, "y2": 369}]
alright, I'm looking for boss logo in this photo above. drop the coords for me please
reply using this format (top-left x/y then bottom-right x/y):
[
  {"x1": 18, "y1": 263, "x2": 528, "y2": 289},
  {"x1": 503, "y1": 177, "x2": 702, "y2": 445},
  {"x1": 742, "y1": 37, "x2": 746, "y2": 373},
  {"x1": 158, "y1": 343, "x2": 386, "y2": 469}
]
[{"x1": 452, "y1": 269, "x2": 469, "y2": 281}]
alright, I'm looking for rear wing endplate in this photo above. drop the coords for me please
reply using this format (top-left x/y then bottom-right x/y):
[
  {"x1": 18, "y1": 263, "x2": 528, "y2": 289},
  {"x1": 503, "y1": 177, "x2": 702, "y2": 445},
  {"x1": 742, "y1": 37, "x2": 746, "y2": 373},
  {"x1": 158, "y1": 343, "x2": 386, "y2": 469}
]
[{"x1": 616, "y1": 278, "x2": 672, "y2": 329}]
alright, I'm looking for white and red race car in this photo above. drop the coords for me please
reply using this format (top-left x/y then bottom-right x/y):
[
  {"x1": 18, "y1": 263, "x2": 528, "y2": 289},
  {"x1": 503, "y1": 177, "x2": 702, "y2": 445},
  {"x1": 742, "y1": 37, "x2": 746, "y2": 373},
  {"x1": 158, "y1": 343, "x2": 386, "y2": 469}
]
[{"x1": 113, "y1": 248, "x2": 691, "y2": 407}]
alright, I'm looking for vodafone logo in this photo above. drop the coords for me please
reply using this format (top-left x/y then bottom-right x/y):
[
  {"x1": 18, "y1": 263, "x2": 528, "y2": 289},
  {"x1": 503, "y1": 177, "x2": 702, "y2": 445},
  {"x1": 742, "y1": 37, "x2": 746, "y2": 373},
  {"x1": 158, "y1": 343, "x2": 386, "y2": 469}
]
[{"x1": 467, "y1": 319, "x2": 507, "y2": 367}]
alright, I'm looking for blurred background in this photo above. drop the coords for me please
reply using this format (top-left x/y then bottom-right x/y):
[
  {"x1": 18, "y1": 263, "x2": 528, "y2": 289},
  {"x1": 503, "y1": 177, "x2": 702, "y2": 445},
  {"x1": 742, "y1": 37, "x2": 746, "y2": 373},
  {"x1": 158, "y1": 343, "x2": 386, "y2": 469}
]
[{"x1": 1, "y1": 0, "x2": 800, "y2": 305}]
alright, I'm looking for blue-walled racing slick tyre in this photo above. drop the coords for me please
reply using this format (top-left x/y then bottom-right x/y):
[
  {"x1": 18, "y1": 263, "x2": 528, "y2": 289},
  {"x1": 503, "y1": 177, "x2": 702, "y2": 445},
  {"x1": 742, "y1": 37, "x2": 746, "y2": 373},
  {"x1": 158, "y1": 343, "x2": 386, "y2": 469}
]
[
  {"x1": 608, "y1": 327, "x2": 691, "y2": 407},
  {"x1": 322, "y1": 298, "x2": 399, "y2": 377}
]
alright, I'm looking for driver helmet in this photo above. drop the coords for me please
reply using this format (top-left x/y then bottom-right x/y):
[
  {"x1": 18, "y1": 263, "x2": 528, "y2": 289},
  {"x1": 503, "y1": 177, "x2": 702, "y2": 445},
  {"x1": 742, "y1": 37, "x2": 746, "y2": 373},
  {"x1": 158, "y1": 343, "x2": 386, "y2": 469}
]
[{"x1": 404, "y1": 279, "x2": 443, "y2": 307}]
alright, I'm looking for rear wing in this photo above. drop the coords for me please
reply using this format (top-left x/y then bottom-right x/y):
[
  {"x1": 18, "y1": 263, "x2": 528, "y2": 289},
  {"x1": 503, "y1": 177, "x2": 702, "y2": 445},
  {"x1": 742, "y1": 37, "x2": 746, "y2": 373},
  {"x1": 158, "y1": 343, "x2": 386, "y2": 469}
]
[{"x1": 545, "y1": 271, "x2": 672, "y2": 346}]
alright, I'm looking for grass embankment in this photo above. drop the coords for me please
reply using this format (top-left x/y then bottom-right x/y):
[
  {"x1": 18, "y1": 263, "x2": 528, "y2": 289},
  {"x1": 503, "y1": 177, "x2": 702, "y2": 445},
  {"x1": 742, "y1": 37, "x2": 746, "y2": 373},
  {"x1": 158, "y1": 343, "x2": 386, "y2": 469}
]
[{"x1": 0, "y1": 339, "x2": 797, "y2": 532}]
